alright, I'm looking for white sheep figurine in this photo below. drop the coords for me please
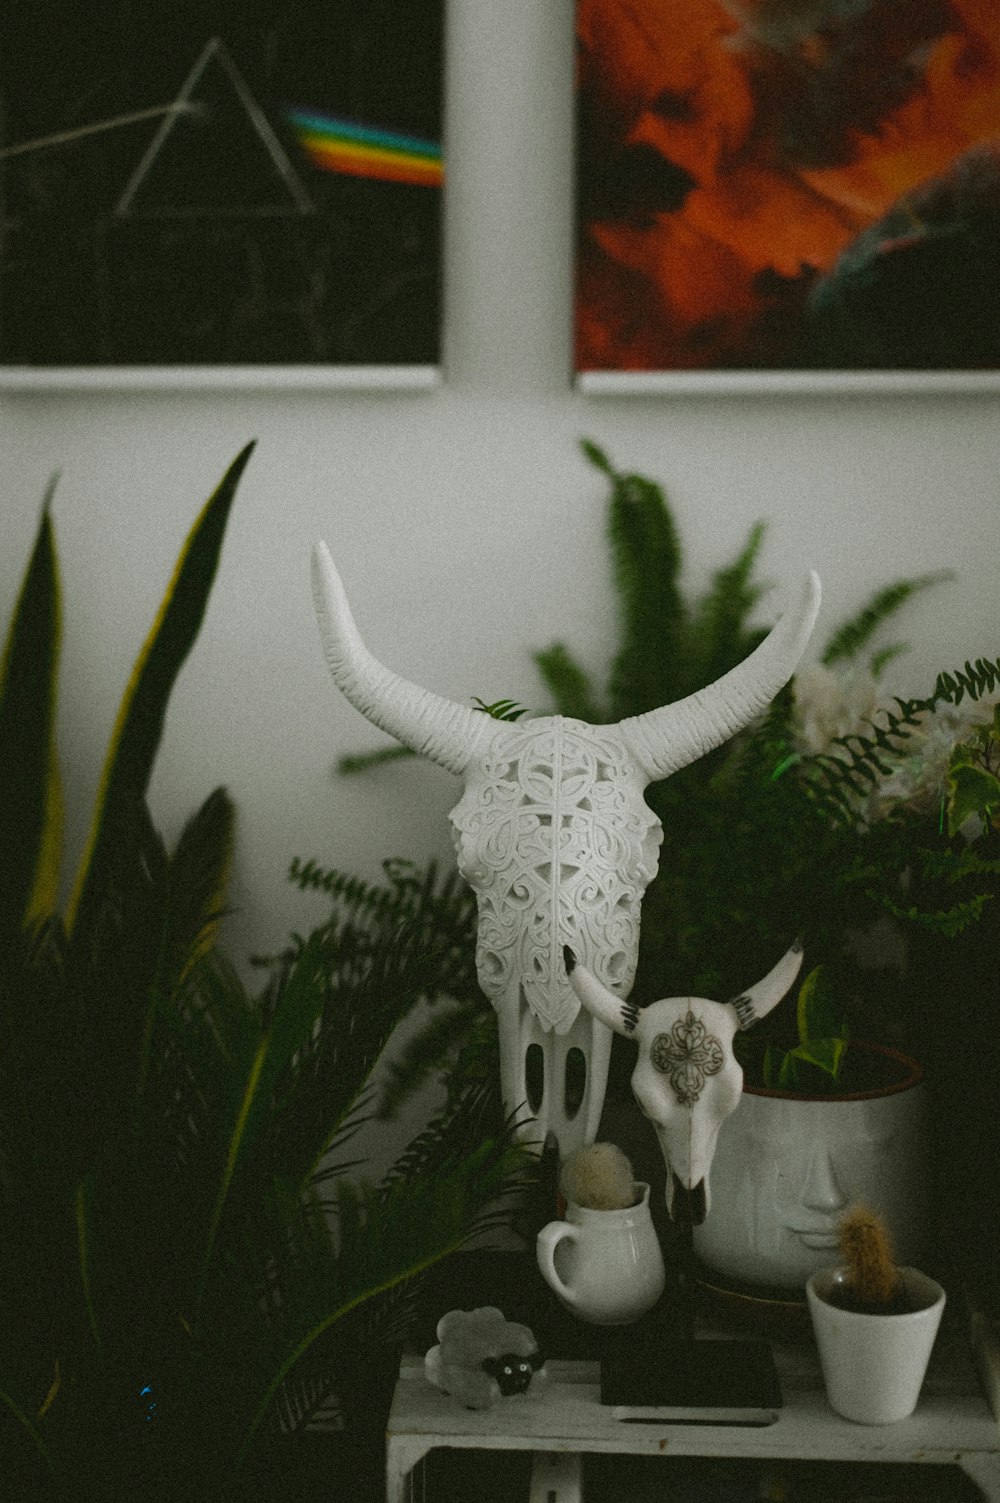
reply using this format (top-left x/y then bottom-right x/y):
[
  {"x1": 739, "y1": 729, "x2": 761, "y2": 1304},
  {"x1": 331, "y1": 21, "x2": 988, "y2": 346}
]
[{"x1": 424, "y1": 1306, "x2": 545, "y2": 1410}]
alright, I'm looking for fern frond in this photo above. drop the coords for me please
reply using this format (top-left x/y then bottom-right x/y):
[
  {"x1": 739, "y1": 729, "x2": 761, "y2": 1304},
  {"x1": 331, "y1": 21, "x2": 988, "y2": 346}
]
[
  {"x1": 471, "y1": 697, "x2": 531, "y2": 721},
  {"x1": 287, "y1": 857, "x2": 401, "y2": 912},
  {"x1": 821, "y1": 572, "x2": 952, "y2": 668},
  {"x1": 688, "y1": 520, "x2": 770, "y2": 688},
  {"x1": 916, "y1": 846, "x2": 1000, "y2": 884},
  {"x1": 803, "y1": 697, "x2": 930, "y2": 824},
  {"x1": 808, "y1": 656, "x2": 1000, "y2": 827},
  {"x1": 878, "y1": 891, "x2": 994, "y2": 936},
  {"x1": 240, "y1": 1127, "x2": 529, "y2": 1458},
  {"x1": 584, "y1": 444, "x2": 687, "y2": 717},
  {"x1": 533, "y1": 642, "x2": 604, "y2": 722},
  {"x1": 376, "y1": 998, "x2": 484, "y2": 1121},
  {"x1": 930, "y1": 657, "x2": 1000, "y2": 707},
  {"x1": 336, "y1": 743, "x2": 415, "y2": 776},
  {"x1": 284, "y1": 857, "x2": 469, "y2": 943}
]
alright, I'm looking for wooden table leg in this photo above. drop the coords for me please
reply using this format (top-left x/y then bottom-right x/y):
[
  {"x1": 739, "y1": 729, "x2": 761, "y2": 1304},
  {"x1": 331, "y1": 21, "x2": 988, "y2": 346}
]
[{"x1": 528, "y1": 1450, "x2": 583, "y2": 1503}]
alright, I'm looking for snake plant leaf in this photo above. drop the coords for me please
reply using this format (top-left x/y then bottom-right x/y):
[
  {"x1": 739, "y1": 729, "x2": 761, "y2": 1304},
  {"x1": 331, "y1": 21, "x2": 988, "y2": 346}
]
[
  {"x1": 66, "y1": 443, "x2": 254, "y2": 939},
  {"x1": 162, "y1": 785, "x2": 236, "y2": 987},
  {"x1": 0, "y1": 489, "x2": 63, "y2": 938},
  {"x1": 796, "y1": 964, "x2": 847, "y2": 1046},
  {"x1": 196, "y1": 928, "x2": 333, "y2": 1307},
  {"x1": 775, "y1": 1036, "x2": 849, "y2": 1091}
]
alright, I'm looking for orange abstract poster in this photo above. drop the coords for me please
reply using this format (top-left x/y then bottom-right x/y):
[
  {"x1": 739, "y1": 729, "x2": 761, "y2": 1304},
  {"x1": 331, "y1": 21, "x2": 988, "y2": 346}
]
[{"x1": 574, "y1": 0, "x2": 1000, "y2": 385}]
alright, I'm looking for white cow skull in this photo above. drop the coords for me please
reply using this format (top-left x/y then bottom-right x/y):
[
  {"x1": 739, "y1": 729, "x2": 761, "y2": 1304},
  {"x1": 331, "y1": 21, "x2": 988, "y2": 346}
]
[
  {"x1": 312, "y1": 542, "x2": 820, "y2": 1153},
  {"x1": 564, "y1": 943, "x2": 805, "y2": 1220}
]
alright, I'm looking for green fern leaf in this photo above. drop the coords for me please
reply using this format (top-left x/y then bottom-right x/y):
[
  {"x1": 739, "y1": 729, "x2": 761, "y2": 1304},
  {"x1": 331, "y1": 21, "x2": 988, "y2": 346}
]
[
  {"x1": 581, "y1": 443, "x2": 687, "y2": 717},
  {"x1": 688, "y1": 520, "x2": 770, "y2": 688},
  {"x1": 533, "y1": 642, "x2": 604, "y2": 722},
  {"x1": 880, "y1": 892, "x2": 994, "y2": 936},
  {"x1": 337, "y1": 743, "x2": 415, "y2": 775},
  {"x1": 471, "y1": 696, "x2": 531, "y2": 721},
  {"x1": 821, "y1": 572, "x2": 952, "y2": 667}
]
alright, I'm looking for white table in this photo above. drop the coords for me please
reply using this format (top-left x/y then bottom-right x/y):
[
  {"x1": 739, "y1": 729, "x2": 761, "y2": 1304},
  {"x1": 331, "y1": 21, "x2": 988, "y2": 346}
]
[{"x1": 386, "y1": 1310, "x2": 1000, "y2": 1502}]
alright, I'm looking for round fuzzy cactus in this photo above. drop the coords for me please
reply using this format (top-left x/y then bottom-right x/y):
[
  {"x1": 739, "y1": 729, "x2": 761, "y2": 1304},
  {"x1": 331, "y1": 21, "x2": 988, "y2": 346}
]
[{"x1": 559, "y1": 1142, "x2": 636, "y2": 1211}]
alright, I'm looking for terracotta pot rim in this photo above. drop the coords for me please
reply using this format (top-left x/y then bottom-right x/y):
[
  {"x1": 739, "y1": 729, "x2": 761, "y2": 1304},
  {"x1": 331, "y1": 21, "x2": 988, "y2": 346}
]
[{"x1": 744, "y1": 1040, "x2": 923, "y2": 1102}]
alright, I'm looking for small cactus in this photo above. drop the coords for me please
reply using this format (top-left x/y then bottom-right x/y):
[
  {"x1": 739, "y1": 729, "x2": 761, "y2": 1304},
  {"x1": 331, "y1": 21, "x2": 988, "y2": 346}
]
[
  {"x1": 560, "y1": 1142, "x2": 636, "y2": 1210},
  {"x1": 838, "y1": 1204, "x2": 902, "y2": 1310}
]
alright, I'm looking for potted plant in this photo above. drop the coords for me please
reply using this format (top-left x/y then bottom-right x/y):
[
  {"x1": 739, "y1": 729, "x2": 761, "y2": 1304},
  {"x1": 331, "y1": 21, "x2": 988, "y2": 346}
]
[
  {"x1": 339, "y1": 440, "x2": 1000, "y2": 1311},
  {"x1": 806, "y1": 1205, "x2": 946, "y2": 1425},
  {"x1": 0, "y1": 458, "x2": 530, "y2": 1500},
  {"x1": 524, "y1": 447, "x2": 1000, "y2": 1309},
  {"x1": 692, "y1": 964, "x2": 930, "y2": 1294}
]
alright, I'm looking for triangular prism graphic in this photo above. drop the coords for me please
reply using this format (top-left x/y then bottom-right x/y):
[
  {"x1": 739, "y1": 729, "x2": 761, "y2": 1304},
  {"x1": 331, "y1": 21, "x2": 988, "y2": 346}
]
[{"x1": 115, "y1": 37, "x2": 313, "y2": 217}]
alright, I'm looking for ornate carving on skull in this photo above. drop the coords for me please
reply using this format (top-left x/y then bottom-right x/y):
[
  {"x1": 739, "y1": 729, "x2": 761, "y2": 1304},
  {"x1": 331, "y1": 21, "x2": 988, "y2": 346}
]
[
  {"x1": 650, "y1": 1010, "x2": 726, "y2": 1106},
  {"x1": 450, "y1": 720, "x2": 662, "y2": 1033}
]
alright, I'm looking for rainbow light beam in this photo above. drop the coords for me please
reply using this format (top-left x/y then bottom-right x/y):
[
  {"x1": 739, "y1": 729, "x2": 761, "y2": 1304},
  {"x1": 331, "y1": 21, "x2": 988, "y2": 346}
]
[{"x1": 286, "y1": 109, "x2": 444, "y2": 187}]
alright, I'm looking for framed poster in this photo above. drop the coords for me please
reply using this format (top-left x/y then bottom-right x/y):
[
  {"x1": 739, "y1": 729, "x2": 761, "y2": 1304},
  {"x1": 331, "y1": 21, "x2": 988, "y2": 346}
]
[
  {"x1": 574, "y1": 0, "x2": 1000, "y2": 393},
  {"x1": 0, "y1": 2, "x2": 445, "y2": 388}
]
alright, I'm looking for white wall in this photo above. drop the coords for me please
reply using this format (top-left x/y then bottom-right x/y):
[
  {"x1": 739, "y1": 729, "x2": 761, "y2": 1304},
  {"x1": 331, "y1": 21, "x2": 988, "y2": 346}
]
[{"x1": 2, "y1": 0, "x2": 998, "y2": 972}]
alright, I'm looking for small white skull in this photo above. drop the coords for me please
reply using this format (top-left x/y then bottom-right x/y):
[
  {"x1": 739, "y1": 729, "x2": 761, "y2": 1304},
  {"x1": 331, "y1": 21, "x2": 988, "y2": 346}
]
[{"x1": 564, "y1": 942, "x2": 804, "y2": 1221}]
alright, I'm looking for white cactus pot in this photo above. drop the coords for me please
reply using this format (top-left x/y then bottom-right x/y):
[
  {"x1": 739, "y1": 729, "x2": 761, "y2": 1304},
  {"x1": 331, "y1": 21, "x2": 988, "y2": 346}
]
[
  {"x1": 807, "y1": 1266, "x2": 946, "y2": 1424},
  {"x1": 693, "y1": 1043, "x2": 928, "y2": 1293}
]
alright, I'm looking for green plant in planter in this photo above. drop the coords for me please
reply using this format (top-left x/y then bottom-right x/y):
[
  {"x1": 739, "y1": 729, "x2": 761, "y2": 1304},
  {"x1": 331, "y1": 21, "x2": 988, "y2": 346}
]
[
  {"x1": 801, "y1": 660, "x2": 1000, "y2": 1314},
  {"x1": 801, "y1": 655, "x2": 1000, "y2": 943},
  {"x1": 0, "y1": 445, "x2": 252, "y2": 952},
  {"x1": 945, "y1": 702, "x2": 1000, "y2": 837},
  {"x1": 533, "y1": 441, "x2": 954, "y2": 1006},
  {"x1": 0, "y1": 447, "x2": 250, "y2": 1492},
  {"x1": 0, "y1": 459, "x2": 530, "y2": 1500},
  {"x1": 760, "y1": 964, "x2": 849, "y2": 1093},
  {"x1": 340, "y1": 441, "x2": 946, "y2": 996}
]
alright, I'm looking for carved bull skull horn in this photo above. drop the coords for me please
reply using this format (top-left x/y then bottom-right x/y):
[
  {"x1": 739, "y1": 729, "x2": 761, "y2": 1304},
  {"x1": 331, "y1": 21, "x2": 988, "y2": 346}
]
[
  {"x1": 727, "y1": 939, "x2": 806, "y2": 1030},
  {"x1": 313, "y1": 543, "x2": 819, "y2": 781},
  {"x1": 311, "y1": 541, "x2": 492, "y2": 776},
  {"x1": 616, "y1": 573, "x2": 821, "y2": 782},
  {"x1": 563, "y1": 942, "x2": 803, "y2": 1037}
]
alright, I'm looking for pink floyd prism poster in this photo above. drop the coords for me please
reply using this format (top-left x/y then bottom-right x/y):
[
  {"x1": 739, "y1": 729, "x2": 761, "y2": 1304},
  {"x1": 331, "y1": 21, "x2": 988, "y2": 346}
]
[
  {"x1": 574, "y1": 0, "x2": 1000, "y2": 386},
  {"x1": 0, "y1": 1, "x2": 444, "y2": 376}
]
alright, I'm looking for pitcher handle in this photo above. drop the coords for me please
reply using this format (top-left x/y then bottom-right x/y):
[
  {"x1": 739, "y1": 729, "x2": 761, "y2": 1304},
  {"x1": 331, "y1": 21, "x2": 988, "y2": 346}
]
[{"x1": 536, "y1": 1220, "x2": 580, "y2": 1308}]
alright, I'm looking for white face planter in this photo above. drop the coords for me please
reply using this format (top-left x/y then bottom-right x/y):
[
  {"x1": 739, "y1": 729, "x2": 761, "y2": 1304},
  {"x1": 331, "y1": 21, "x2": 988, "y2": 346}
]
[
  {"x1": 565, "y1": 944, "x2": 805, "y2": 1221},
  {"x1": 312, "y1": 542, "x2": 819, "y2": 1154}
]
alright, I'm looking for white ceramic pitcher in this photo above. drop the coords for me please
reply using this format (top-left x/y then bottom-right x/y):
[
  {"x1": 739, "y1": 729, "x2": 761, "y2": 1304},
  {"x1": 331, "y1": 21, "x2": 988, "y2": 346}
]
[{"x1": 536, "y1": 1182, "x2": 666, "y2": 1326}]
